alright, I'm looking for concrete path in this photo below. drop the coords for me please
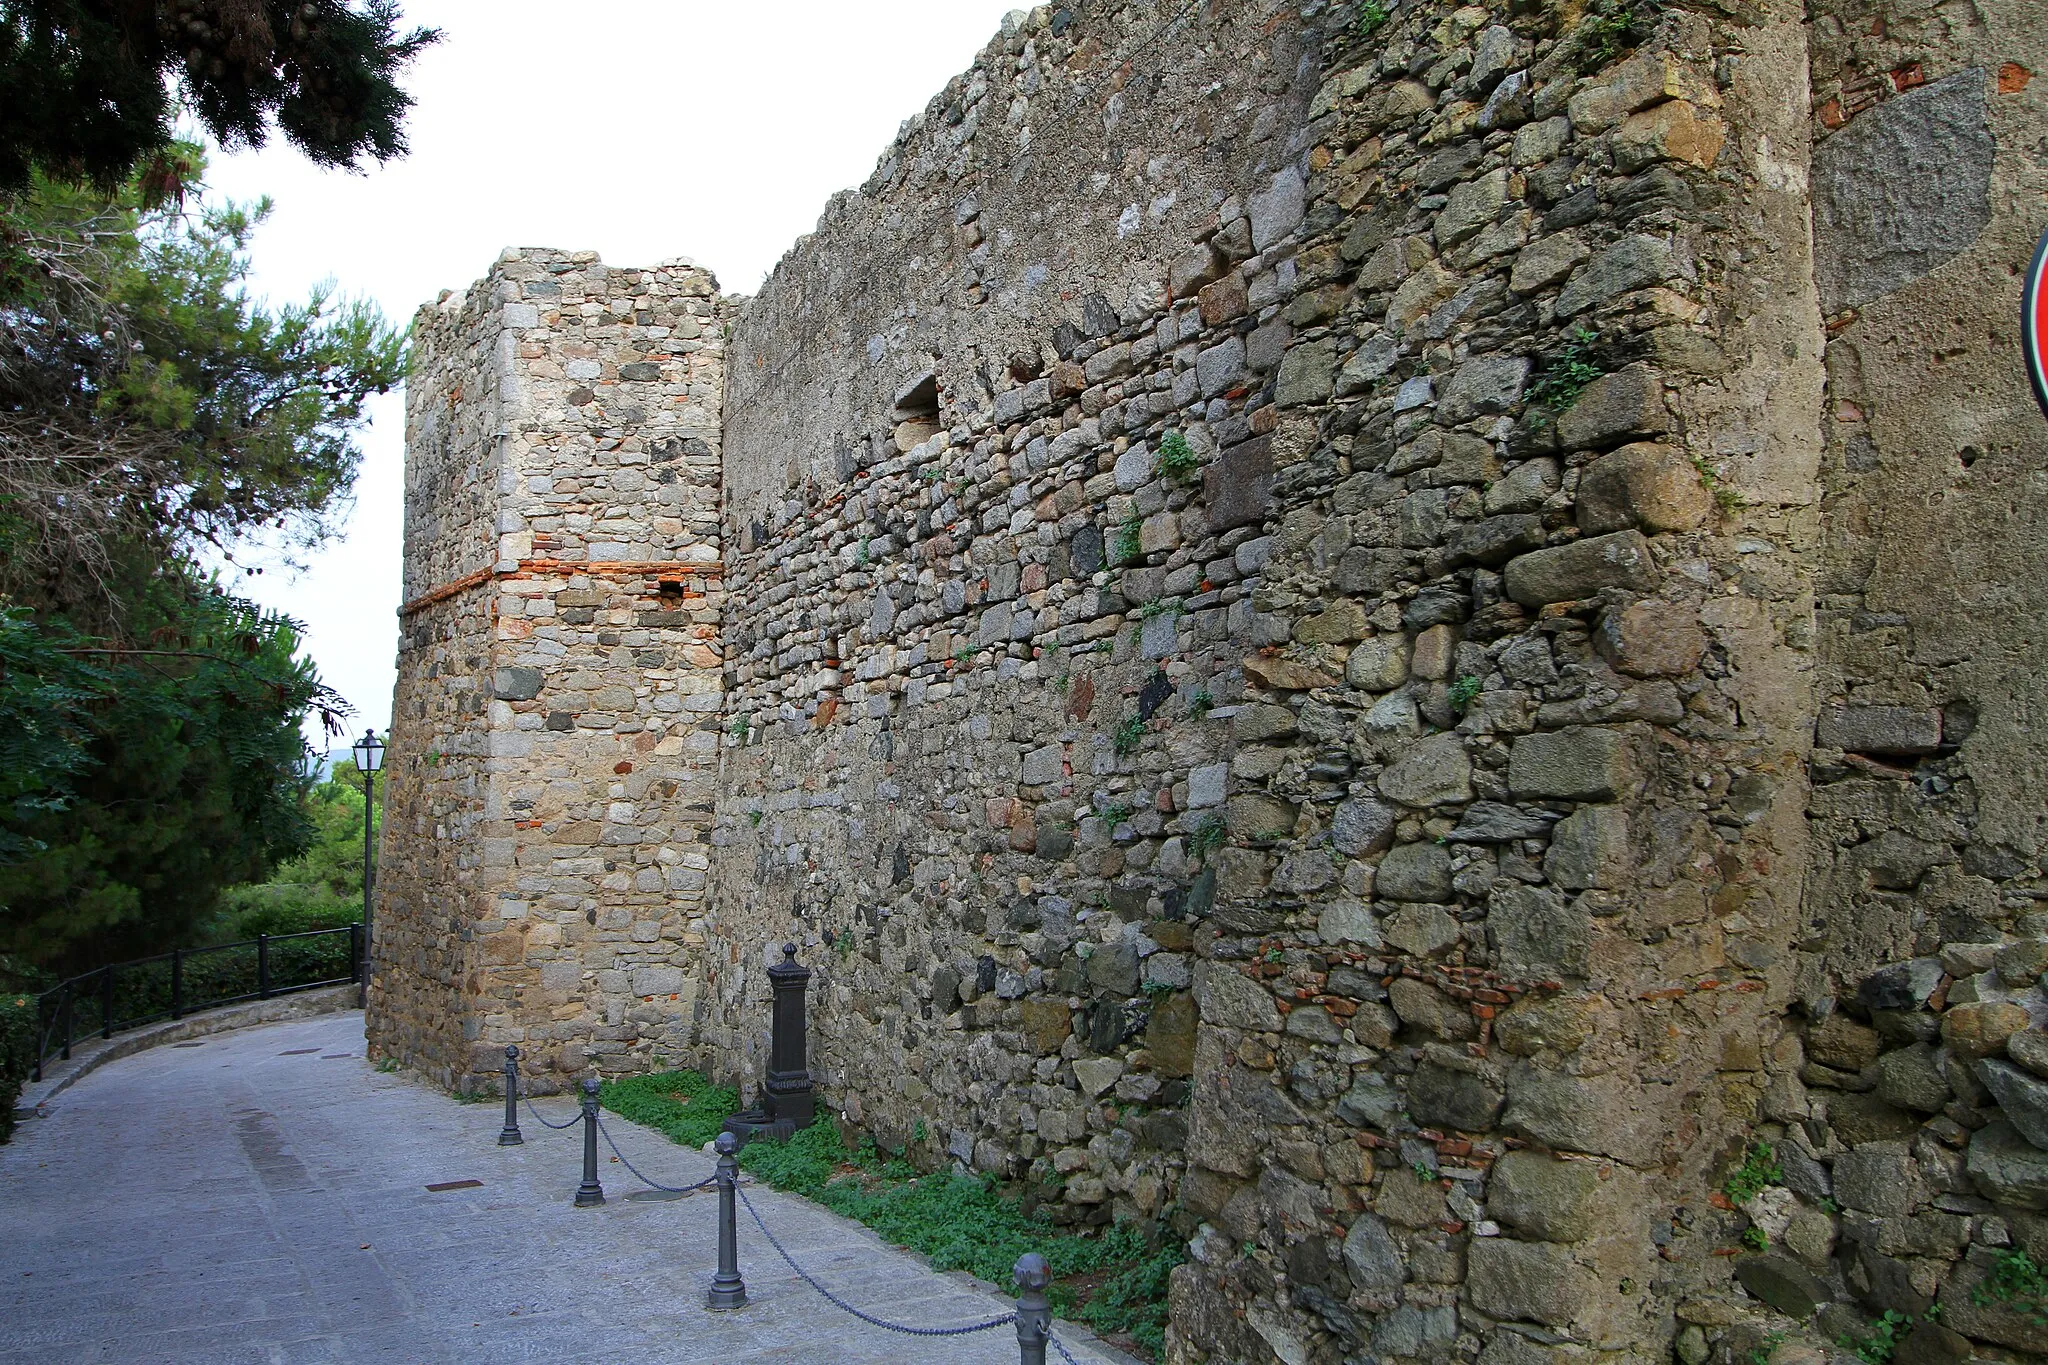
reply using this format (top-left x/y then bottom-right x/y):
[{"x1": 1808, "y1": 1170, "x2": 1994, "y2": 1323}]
[{"x1": 0, "y1": 1013, "x2": 1133, "y2": 1364}]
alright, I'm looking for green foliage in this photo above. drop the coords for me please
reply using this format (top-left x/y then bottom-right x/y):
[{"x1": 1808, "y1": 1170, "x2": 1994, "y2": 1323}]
[
  {"x1": 856, "y1": 536, "x2": 871, "y2": 567},
  {"x1": 0, "y1": 590, "x2": 340, "y2": 973},
  {"x1": 1578, "y1": 1, "x2": 1646, "y2": 70},
  {"x1": 204, "y1": 760, "x2": 378, "y2": 940},
  {"x1": 1527, "y1": 328, "x2": 1604, "y2": 412},
  {"x1": 1098, "y1": 799, "x2": 1135, "y2": 829},
  {"x1": 0, "y1": 991, "x2": 34, "y2": 1142},
  {"x1": 1749, "y1": 1330, "x2": 1788, "y2": 1365},
  {"x1": 1189, "y1": 814, "x2": 1228, "y2": 864},
  {"x1": 1, "y1": 155, "x2": 409, "y2": 604},
  {"x1": 1142, "y1": 979, "x2": 1177, "y2": 999},
  {"x1": 1356, "y1": 0, "x2": 1390, "y2": 36},
  {"x1": 729, "y1": 712, "x2": 752, "y2": 740},
  {"x1": 1113, "y1": 715, "x2": 1146, "y2": 756},
  {"x1": 1838, "y1": 1310, "x2": 1913, "y2": 1365},
  {"x1": 1692, "y1": 452, "x2": 1744, "y2": 514},
  {"x1": 747, "y1": 809, "x2": 765, "y2": 828},
  {"x1": 1974, "y1": 1248, "x2": 2048, "y2": 1325},
  {"x1": 1154, "y1": 430, "x2": 1199, "y2": 485},
  {"x1": 1724, "y1": 1142, "x2": 1782, "y2": 1205},
  {"x1": 1136, "y1": 598, "x2": 1175, "y2": 620},
  {"x1": 1187, "y1": 688, "x2": 1214, "y2": 719},
  {"x1": 600, "y1": 1069, "x2": 742, "y2": 1150},
  {"x1": 1112, "y1": 511, "x2": 1143, "y2": 567},
  {"x1": 600, "y1": 1075, "x2": 1183, "y2": 1357},
  {"x1": 0, "y1": 0, "x2": 439, "y2": 198},
  {"x1": 1447, "y1": 674, "x2": 1483, "y2": 712},
  {"x1": 1741, "y1": 1225, "x2": 1769, "y2": 1252}
]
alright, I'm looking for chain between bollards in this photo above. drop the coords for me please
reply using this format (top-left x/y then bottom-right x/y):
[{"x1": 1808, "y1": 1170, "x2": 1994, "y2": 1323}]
[
  {"x1": 498, "y1": 1045, "x2": 523, "y2": 1146},
  {"x1": 574, "y1": 1077, "x2": 605, "y2": 1207},
  {"x1": 707, "y1": 1131, "x2": 747, "y2": 1309}
]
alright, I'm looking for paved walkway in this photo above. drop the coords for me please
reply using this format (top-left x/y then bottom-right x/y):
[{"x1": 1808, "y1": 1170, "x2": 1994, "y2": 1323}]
[{"x1": 0, "y1": 1013, "x2": 1131, "y2": 1364}]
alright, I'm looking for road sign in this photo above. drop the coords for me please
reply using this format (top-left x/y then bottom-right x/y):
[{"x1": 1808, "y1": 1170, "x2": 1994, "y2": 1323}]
[{"x1": 2027, "y1": 223, "x2": 2048, "y2": 421}]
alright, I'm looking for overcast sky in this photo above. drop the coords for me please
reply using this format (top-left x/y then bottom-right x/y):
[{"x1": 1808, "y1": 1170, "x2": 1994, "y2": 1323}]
[{"x1": 207, "y1": 0, "x2": 1021, "y2": 748}]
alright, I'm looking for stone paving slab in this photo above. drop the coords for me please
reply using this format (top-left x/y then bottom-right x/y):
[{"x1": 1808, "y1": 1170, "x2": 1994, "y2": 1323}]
[{"x1": 0, "y1": 1013, "x2": 1136, "y2": 1364}]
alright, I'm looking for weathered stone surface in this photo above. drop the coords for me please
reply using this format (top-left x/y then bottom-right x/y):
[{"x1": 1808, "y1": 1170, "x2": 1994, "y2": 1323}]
[
  {"x1": 1835, "y1": 1142, "x2": 1919, "y2": 1216},
  {"x1": 1613, "y1": 101, "x2": 1726, "y2": 172},
  {"x1": 1408, "y1": 1060, "x2": 1503, "y2": 1132},
  {"x1": 1876, "y1": 1044, "x2": 1952, "y2": 1113},
  {"x1": 1555, "y1": 365, "x2": 1669, "y2": 450},
  {"x1": 2009, "y1": 1030, "x2": 2048, "y2": 1080},
  {"x1": 1979, "y1": 1060, "x2": 2048, "y2": 1150},
  {"x1": 1382, "y1": 904, "x2": 1463, "y2": 957},
  {"x1": 1595, "y1": 600, "x2": 1706, "y2": 678},
  {"x1": 1812, "y1": 70, "x2": 1993, "y2": 313},
  {"x1": 1466, "y1": 1239, "x2": 1596, "y2": 1326},
  {"x1": 1145, "y1": 993, "x2": 1197, "y2": 1077},
  {"x1": 1332, "y1": 797, "x2": 1398, "y2": 857},
  {"x1": 1503, "y1": 530, "x2": 1658, "y2": 606},
  {"x1": 1194, "y1": 962, "x2": 1281, "y2": 1032},
  {"x1": 1489, "y1": 884, "x2": 1591, "y2": 976},
  {"x1": 1945, "y1": 1001, "x2": 2030, "y2": 1060},
  {"x1": 1967, "y1": 1121, "x2": 2048, "y2": 1209},
  {"x1": 494, "y1": 666, "x2": 544, "y2": 701},
  {"x1": 1734, "y1": 1254, "x2": 1829, "y2": 1318},
  {"x1": 1438, "y1": 352, "x2": 1529, "y2": 423},
  {"x1": 1509, "y1": 727, "x2": 1640, "y2": 801},
  {"x1": 1342, "y1": 1212, "x2": 1405, "y2": 1292},
  {"x1": 1377, "y1": 731, "x2": 1473, "y2": 807},
  {"x1": 1336, "y1": 1072, "x2": 1402, "y2": 1130},
  {"x1": 1816, "y1": 705, "x2": 1942, "y2": 757},
  {"x1": 1019, "y1": 998, "x2": 1072, "y2": 1054},
  {"x1": 1859, "y1": 959, "x2": 1945, "y2": 1012},
  {"x1": 1576, "y1": 443, "x2": 1711, "y2": 533},
  {"x1": 1489, "y1": 1151, "x2": 1603, "y2": 1242},
  {"x1": 1556, "y1": 237, "x2": 1680, "y2": 317},
  {"x1": 1346, "y1": 638, "x2": 1410, "y2": 691},
  {"x1": 1543, "y1": 805, "x2": 1631, "y2": 890},
  {"x1": 1378, "y1": 841, "x2": 1453, "y2": 902}
]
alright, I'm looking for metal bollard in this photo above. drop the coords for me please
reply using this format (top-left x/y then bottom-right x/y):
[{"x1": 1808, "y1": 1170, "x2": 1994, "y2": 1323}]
[
  {"x1": 706, "y1": 1131, "x2": 747, "y2": 1309},
  {"x1": 574, "y1": 1077, "x2": 605, "y2": 1207},
  {"x1": 497, "y1": 1046, "x2": 523, "y2": 1146},
  {"x1": 1014, "y1": 1252, "x2": 1051, "y2": 1365}
]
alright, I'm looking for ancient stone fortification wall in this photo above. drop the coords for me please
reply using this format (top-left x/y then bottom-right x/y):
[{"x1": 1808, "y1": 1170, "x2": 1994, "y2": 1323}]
[
  {"x1": 374, "y1": 250, "x2": 729, "y2": 1090},
  {"x1": 381, "y1": 1, "x2": 2048, "y2": 1361}
]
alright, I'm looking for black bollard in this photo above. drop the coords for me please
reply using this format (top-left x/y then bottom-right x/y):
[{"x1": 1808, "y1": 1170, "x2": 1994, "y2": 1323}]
[
  {"x1": 1015, "y1": 1252, "x2": 1051, "y2": 1365},
  {"x1": 722, "y1": 944, "x2": 815, "y2": 1145},
  {"x1": 574, "y1": 1077, "x2": 605, "y2": 1207},
  {"x1": 706, "y1": 1131, "x2": 747, "y2": 1309},
  {"x1": 498, "y1": 1045, "x2": 523, "y2": 1146}
]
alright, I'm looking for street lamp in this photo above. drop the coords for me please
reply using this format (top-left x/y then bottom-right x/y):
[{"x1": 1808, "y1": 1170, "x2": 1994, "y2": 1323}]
[{"x1": 352, "y1": 729, "x2": 384, "y2": 1007}]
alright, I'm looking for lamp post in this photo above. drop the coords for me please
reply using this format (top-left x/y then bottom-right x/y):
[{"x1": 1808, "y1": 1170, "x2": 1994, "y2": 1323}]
[{"x1": 352, "y1": 728, "x2": 385, "y2": 1008}]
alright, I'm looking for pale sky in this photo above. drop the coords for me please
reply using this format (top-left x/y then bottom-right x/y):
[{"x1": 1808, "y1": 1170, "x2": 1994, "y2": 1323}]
[{"x1": 206, "y1": 0, "x2": 1022, "y2": 748}]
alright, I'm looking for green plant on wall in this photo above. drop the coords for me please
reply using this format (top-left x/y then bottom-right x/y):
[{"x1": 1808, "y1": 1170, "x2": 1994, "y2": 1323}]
[
  {"x1": 1113, "y1": 714, "x2": 1145, "y2": 756},
  {"x1": 1527, "y1": 327, "x2": 1603, "y2": 411},
  {"x1": 1974, "y1": 1248, "x2": 2048, "y2": 1325},
  {"x1": 1723, "y1": 1141, "x2": 1782, "y2": 1204},
  {"x1": 1579, "y1": 0, "x2": 1643, "y2": 69},
  {"x1": 1447, "y1": 675, "x2": 1482, "y2": 713},
  {"x1": 1189, "y1": 813, "x2": 1227, "y2": 864},
  {"x1": 1155, "y1": 430, "x2": 1200, "y2": 485},
  {"x1": 1692, "y1": 452, "x2": 1744, "y2": 515},
  {"x1": 1188, "y1": 687, "x2": 1215, "y2": 719},
  {"x1": 1356, "y1": 0, "x2": 1389, "y2": 36},
  {"x1": 1112, "y1": 510, "x2": 1143, "y2": 567}
]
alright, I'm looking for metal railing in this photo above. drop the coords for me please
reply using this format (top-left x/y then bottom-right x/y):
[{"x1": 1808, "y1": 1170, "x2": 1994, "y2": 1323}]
[{"x1": 29, "y1": 924, "x2": 361, "y2": 1082}]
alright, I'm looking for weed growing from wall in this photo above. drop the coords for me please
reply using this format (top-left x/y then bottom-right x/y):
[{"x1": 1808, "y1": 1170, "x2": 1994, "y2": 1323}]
[
  {"x1": 1155, "y1": 430, "x2": 1199, "y2": 485},
  {"x1": 1112, "y1": 511, "x2": 1143, "y2": 567},
  {"x1": 1974, "y1": 1248, "x2": 2048, "y2": 1325},
  {"x1": 1723, "y1": 1141, "x2": 1782, "y2": 1204},
  {"x1": 1113, "y1": 714, "x2": 1146, "y2": 756},
  {"x1": 1527, "y1": 327, "x2": 1604, "y2": 411}
]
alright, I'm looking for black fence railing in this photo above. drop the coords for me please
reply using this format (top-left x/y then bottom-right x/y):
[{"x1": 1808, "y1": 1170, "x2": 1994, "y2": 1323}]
[{"x1": 30, "y1": 925, "x2": 360, "y2": 1082}]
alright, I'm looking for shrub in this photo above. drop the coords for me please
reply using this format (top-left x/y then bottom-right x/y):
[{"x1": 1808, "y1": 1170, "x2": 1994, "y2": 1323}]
[{"x1": 0, "y1": 993, "x2": 37, "y2": 1143}]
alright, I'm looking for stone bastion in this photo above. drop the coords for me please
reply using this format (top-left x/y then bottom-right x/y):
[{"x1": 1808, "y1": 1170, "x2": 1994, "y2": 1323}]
[{"x1": 370, "y1": 2, "x2": 2048, "y2": 1361}]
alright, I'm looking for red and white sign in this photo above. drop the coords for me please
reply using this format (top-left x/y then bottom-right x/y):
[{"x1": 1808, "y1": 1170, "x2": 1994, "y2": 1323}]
[{"x1": 2027, "y1": 223, "x2": 2048, "y2": 421}]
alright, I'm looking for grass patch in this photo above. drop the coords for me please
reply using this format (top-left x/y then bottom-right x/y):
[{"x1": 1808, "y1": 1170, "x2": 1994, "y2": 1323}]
[
  {"x1": 600, "y1": 1071, "x2": 1182, "y2": 1358},
  {"x1": 600, "y1": 1069, "x2": 741, "y2": 1150}
]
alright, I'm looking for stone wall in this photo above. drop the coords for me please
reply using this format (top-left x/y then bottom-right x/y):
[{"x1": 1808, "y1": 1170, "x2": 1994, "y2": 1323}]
[
  {"x1": 378, "y1": 1, "x2": 2048, "y2": 1361},
  {"x1": 373, "y1": 250, "x2": 730, "y2": 1090}
]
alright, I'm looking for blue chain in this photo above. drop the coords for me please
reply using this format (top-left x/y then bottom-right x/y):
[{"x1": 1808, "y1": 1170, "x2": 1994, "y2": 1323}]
[{"x1": 736, "y1": 1185, "x2": 1016, "y2": 1338}]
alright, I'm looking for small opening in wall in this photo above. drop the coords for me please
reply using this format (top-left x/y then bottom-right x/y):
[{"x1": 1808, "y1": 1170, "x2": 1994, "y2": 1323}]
[
  {"x1": 657, "y1": 577, "x2": 685, "y2": 597},
  {"x1": 891, "y1": 371, "x2": 941, "y2": 452}
]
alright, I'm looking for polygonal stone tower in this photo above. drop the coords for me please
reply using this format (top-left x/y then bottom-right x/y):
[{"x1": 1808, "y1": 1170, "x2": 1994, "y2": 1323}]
[{"x1": 372, "y1": 249, "x2": 728, "y2": 1089}]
